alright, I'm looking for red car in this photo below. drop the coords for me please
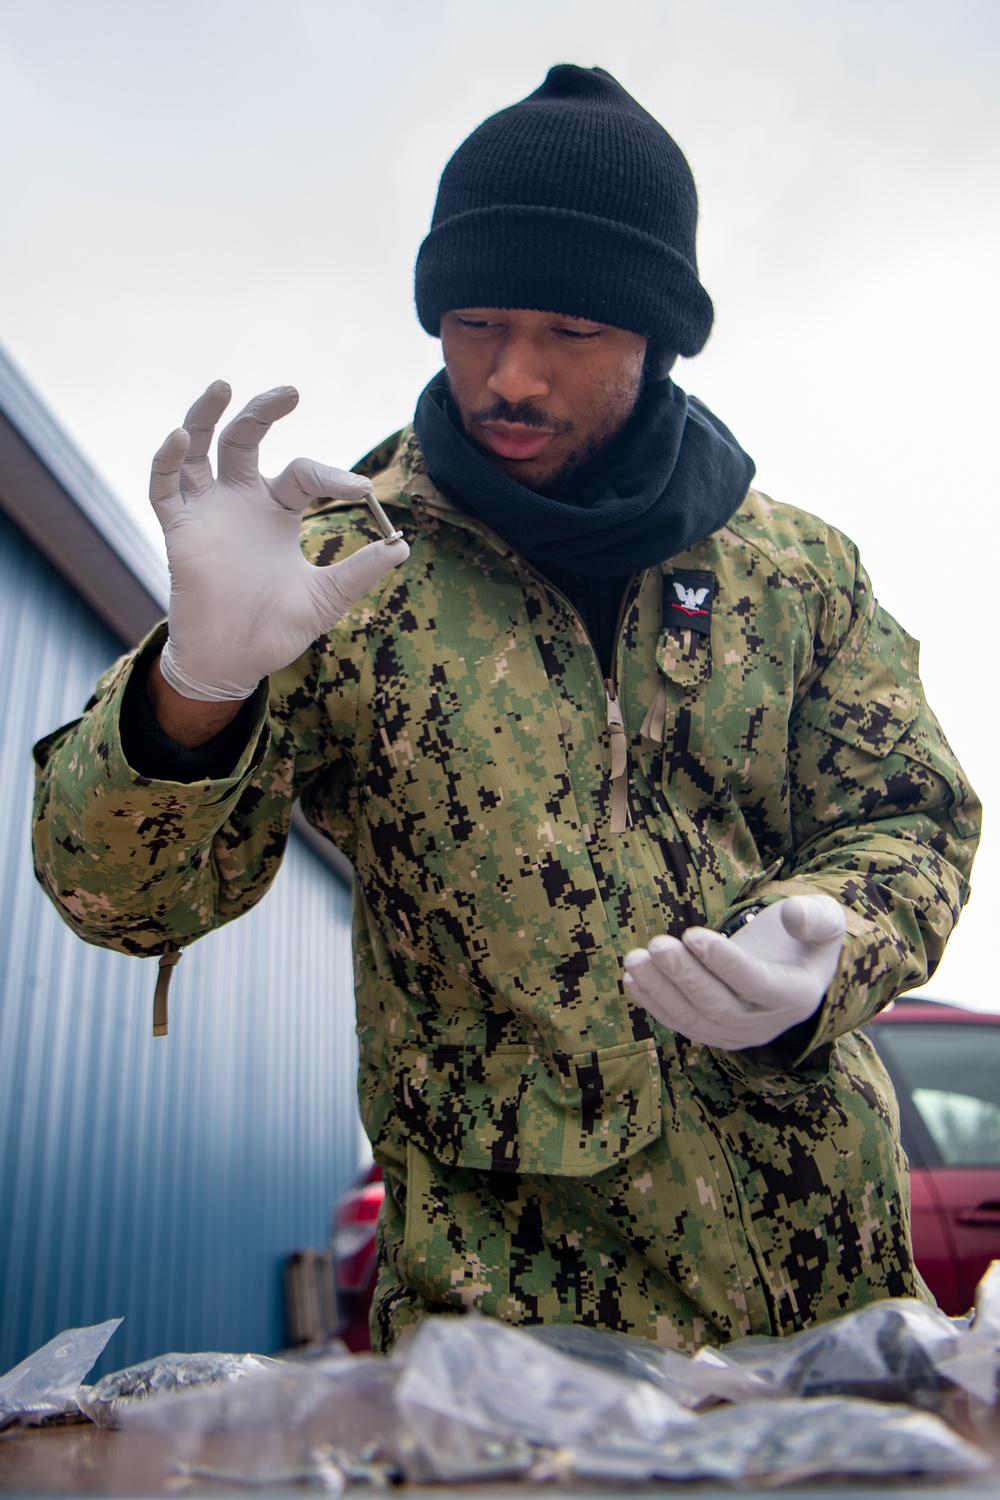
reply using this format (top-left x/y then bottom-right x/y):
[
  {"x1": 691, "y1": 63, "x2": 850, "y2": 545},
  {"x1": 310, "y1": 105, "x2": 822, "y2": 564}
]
[
  {"x1": 867, "y1": 998, "x2": 1000, "y2": 1315},
  {"x1": 331, "y1": 998, "x2": 1000, "y2": 1346},
  {"x1": 329, "y1": 1160, "x2": 385, "y2": 1351}
]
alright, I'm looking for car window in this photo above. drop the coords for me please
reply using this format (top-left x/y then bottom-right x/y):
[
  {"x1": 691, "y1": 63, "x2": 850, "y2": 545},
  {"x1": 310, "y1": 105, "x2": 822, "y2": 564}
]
[
  {"x1": 910, "y1": 1089, "x2": 1000, "y2": 1166},
  {"x1": 874, "y1": 1022, "x2": 1000, "y2": 1167}
]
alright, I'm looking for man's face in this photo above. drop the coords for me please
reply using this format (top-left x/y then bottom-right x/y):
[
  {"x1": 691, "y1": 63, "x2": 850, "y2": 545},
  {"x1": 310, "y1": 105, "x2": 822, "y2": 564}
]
[{"x1": 440, "y1": 308, "x2": 648, "y2": 493}]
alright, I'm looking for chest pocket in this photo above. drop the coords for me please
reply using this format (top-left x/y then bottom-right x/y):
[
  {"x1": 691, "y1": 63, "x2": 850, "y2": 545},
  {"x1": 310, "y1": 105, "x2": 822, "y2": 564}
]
[
  {"x1": 640, "y1": 569, "x2": 716, "y2": 743},
  {"x1": 641, "y1": 627, "x2": 713, "y2": 742}
]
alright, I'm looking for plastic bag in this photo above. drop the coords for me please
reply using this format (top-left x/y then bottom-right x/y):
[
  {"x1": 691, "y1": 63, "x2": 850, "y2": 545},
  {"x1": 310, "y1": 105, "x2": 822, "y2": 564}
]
[
  {"x1": 686, "y1": 1298, "x2": 966, "y2": 1411},
  {"x1": 551, "y1": 1396, "x2": 992, "y2": 1484},
  {"x1": 938, "y1": 1260, "x2": 1000, "y2": 1412},
  {"x1": 77, "y1": 1351, "x2": 283, "y2": 1429},
  {"x1": 394, "y1": 1312, "x2": 693, "y2": 1483},
  {"x1": 392, "y1": 1315, "x2": 988, "y2": 1484},
  {"x1": 62, "y1": 1311, "x2": 993, "y2": 1486},
  {"x1": 113, "y1": 1355, "x2": 349, "y2": 1435},
  {"x1": 104, "y1": 1348, "x2": 405, "y2": 1491},
  {"x1": 527, "y1": 1320, "x2": 710, "y2": 1405},
  {"x1": 530, "y1": 1298, "x2": 973, "y2": 1412},
  {"x1": 0, "y1": 1318, "x2": 121, "y2": 1429}
]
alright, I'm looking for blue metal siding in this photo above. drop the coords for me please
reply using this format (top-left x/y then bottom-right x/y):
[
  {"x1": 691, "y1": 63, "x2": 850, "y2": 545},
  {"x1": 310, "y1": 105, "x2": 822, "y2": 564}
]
[{"x1": 0, "y1": 508, "x2": 363, "y2": 1379}]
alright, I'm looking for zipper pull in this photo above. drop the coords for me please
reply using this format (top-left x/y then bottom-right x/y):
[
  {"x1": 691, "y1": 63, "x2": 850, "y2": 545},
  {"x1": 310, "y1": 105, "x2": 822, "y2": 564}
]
[
  {"x1": 606, "y1": 682, "x2": 632, "y2": 833},
  {"x1": 153, "y1": 948, "x2": 182, "y2": 1038},
  {"x1": 640, "y1": 682, "x2": 667, "y2": 744}
]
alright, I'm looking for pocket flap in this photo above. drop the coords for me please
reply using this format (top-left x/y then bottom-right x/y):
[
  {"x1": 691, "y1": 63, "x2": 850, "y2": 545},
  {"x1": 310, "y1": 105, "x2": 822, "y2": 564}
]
[
  {"x1": 393, "y1": 1037, "x2": 661, "y2": 1177},
  {"x1": 655, "y1": 626, "x2": 713, "y2": 689}
]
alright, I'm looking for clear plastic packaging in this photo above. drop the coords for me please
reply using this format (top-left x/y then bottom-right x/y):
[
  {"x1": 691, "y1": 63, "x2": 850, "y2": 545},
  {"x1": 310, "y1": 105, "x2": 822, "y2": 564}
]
[
  {"x1": 77, "y1": 1351, "x2": 283, "y2": 1429},
  {"x1": 15, "y1": 1264, "x2": 1000, "y2": 1484},
  {"x1": 0, "y1": 1318, "x2": 122, "y2": 1429},
  {"x1": 939, "y1": 1259, "x2": 1000, "y2": 1412},
  {"x1": 683, "y1": 1298, "x2": 967, "y2": 1410},
  {"x1": 530, "y1": 1298, "x2": 976, "y2": 1413},
  {"x1": 527, "y1": 1319, "x2": 710, "y2": 1405},
  {"x1": 394, "y1": 1312, "x2": 695, "y2": 1482},
  {"x1": 104, "y1": 1347, "x2": 405, "y2": 1491},
  {"x1": 550, "y1": 1396, "x2": 991, "y2": 1484}
]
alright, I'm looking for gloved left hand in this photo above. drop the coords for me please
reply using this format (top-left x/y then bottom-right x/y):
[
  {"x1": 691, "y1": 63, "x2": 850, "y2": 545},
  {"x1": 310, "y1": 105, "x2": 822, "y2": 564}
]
[{"x1": 622, "y1": 895, "x2": 846, "y2": 1049}]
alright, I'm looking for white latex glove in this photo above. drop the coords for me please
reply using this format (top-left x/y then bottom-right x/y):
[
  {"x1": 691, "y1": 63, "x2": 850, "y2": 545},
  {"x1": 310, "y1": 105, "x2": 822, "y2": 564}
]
[
  {"x1": 622, "y1": 895, "x2": 846, "y2": 1050},
  {"x1": 150, "y1": 382, "x2": 409, "y2": 701}
]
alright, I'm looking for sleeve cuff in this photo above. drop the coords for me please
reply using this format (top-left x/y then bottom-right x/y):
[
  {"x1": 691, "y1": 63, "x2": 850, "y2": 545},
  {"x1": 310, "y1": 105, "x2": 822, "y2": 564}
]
[{"x1": 120, "y1": 641, "x2": 264, "y2": 783}]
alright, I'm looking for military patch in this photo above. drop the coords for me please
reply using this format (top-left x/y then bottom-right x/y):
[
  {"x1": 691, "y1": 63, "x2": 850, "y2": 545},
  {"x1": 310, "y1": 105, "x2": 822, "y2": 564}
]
[{"x1": 665, "y1": 569, "x2": 716, "y2": 636}]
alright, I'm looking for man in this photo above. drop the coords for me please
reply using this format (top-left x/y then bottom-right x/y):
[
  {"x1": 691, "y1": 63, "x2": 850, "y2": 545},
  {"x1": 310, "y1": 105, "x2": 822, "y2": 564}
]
[{"x1": 33, "y1": 65, "x2": 979, "y2": 1353}]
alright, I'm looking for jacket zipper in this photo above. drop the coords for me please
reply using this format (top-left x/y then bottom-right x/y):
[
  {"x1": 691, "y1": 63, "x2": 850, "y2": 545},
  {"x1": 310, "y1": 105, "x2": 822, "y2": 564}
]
[{"x1": 418, "y1": 492, "x2": 638, "y2": 832}]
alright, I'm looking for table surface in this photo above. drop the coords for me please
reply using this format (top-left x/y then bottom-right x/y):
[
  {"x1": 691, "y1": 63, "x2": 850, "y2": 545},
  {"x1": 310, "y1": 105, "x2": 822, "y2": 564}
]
[{"x1": 3, "y1": 1423, "x2": 1000, "y2": 1500}]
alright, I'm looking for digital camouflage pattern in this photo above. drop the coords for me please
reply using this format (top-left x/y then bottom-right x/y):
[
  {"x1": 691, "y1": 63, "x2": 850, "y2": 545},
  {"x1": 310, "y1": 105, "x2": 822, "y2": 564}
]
[{"x1": 33, "y1": 428, "x2": 980, "y2": 1352}]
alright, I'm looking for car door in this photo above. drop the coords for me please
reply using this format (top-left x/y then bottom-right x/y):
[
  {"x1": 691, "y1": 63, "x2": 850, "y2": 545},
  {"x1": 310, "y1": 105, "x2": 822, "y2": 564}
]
[{"x1": 870, "y1": 1016, "x2": 1000, "y2": 1315}]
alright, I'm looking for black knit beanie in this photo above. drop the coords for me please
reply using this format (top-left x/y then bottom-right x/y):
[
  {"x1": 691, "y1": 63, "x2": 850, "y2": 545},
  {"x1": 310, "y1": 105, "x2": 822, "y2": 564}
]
[{"x1": 414, "y1": 64, "x2": 713, "y2": 359}]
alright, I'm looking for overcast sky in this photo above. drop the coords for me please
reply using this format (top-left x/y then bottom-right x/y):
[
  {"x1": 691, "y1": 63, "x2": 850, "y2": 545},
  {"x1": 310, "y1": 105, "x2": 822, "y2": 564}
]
[{"x1": 1, "y1": 0, "x2": 997, "y2": 1005}]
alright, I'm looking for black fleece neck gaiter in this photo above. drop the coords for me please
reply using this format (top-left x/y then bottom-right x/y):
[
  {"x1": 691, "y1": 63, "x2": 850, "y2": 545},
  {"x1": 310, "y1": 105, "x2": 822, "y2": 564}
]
[{"x1": 412, "y1": 369, "x2": 755, "y2": 579}]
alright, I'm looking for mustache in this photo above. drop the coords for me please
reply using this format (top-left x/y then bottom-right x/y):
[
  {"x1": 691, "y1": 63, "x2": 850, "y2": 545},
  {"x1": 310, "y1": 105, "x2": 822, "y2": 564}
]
[{"x1": 468, "y1": 399, "x2": 574, "y2": 434}]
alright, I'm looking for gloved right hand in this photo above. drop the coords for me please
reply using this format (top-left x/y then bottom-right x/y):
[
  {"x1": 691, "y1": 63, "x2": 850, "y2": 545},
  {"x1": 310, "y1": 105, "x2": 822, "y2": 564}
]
[{"x1": 150, "y1": 381, "x2": 409, "y2": 701}]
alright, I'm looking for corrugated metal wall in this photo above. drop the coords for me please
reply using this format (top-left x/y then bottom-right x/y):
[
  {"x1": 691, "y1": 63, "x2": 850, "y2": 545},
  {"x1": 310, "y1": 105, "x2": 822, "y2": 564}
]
[{"x1": 0, "y1": 507, "x2": 365, "y2": 1379}]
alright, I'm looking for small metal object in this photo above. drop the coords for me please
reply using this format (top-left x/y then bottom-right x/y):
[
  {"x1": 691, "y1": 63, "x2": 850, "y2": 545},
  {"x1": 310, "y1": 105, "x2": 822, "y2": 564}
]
[
  {"x1": 718, "y1": 901, "x2": 766, "y2": 938},
  {"x1": 365, "y1": 491, "x2": 404, "y2": 543}
]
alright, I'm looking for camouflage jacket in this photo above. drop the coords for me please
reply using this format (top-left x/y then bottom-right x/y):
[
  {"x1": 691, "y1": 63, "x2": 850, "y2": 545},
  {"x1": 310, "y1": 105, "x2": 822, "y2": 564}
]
[{"x1": 33, "y1": 428, "x2": 980, "y2": 1351}]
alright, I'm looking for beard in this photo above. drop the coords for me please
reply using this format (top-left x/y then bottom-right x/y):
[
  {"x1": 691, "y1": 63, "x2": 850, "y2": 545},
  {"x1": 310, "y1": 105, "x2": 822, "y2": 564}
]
[
  {"x1": 456, "y1": 364, "x2": 647, "y2": 497},
  {"x1": 534, "y1": 408, "x2": 643, "y2": 497}
]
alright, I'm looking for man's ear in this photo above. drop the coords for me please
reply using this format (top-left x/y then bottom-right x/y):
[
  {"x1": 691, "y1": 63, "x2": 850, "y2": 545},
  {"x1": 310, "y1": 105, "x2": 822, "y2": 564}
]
[{"x1": 646, "y1": 344, "x2": 678, "y2": 382}]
